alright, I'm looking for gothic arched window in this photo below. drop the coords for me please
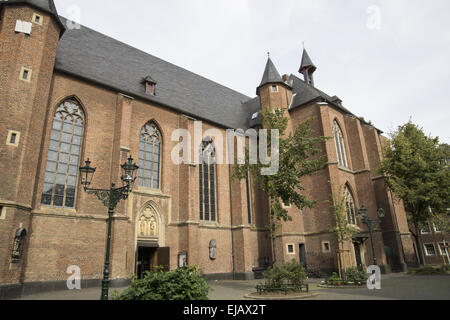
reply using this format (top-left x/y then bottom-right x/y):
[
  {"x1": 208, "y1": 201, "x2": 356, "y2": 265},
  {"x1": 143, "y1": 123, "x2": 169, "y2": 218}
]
[
  {"x1": 199, "y1": 139, "x2": 217, "y2": 222},
  {"x1": 41, "y1": 99, "x2": 85, "y2": 208},
  {"x1": 333, "y1": 120, "x2": 349, "y2": 168},
  {"x1": 344, "y1": 185, "x2": 356, "y2": 225},
  {"x1": 138, "y1": 122, "x2": 162, "y2": 189}
]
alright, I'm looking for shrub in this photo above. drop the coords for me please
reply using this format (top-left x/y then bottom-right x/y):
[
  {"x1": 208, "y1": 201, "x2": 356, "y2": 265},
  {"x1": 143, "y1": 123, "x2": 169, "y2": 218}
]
[
  {"x1": 345, "y1": 267, "x2": 367, "y2": 284},
  {"x1": 327, "y1": 272, "x2": 345, "y2": 285},
  {"x1": 262, "y1": 260, "x2": 307, "y2": 290},
  {"x1": 408, "y1": 265, "x2": 448, "y2": 275},
  {"x1": 440, "y1": 265, "x2": 450, "y2": 273},
  {"x1": 113, "y1": 265, "x2": 210, "y2": 300}
]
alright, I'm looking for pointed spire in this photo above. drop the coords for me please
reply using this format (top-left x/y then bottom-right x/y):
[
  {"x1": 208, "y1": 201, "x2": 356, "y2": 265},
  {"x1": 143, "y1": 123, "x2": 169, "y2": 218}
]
[
  {"x1": 259, "y1": 57, "x2": 283, "y2": 87},
  {"x1": 299, "y1": 48, "x2": 317, "y2": 86},
  {"x1": 299, "y1": 48, "x2": 316, "y2": 74}
]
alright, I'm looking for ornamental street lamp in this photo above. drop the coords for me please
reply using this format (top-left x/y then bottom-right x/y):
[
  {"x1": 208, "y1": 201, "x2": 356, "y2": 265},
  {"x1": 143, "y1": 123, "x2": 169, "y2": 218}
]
[
  {"x1": 359, "y1": 205, "x2": 385, "y2": 266},
  {"x1": 80, "y1": 156, "x2": 139, "y2": 300}
]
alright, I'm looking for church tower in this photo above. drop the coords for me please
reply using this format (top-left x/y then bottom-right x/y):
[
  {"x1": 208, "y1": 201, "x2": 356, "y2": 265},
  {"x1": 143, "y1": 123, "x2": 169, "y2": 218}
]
[
  {"x1": 0, "y1": 0, "x2": 64, "y2": 290},
  {"x1": 299, "y1": 48, "x2": 316, "y2": 86},
  {"x1": 256, "y1": 56, "x2": 293, "y2": 113}
]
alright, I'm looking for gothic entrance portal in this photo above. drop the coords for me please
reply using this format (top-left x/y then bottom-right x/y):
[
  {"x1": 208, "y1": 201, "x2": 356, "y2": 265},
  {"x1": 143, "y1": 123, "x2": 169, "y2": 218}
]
[{"x1": 135, "y1": 202, "x2": 170, "y2": 278}]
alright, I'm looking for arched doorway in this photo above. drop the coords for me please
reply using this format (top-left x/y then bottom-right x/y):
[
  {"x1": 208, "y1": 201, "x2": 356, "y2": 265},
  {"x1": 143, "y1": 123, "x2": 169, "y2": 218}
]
[{"x1": 135, "y1": 202, "x2": 170, "y2": 278}]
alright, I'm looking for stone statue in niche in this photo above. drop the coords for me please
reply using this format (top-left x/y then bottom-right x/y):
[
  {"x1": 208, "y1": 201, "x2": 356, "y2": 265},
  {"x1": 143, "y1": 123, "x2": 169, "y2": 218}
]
[
  {"x1": 138, "y1": 207, "x2": 158, "y2": 238},
  {"x1": 209, "y1": 239, "x2": 217, "y2": 260}
]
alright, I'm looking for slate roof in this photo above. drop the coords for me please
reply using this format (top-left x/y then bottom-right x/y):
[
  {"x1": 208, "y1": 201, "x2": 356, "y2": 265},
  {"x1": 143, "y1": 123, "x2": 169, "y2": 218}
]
[
  {"x1": 0, "y1": 0, "x2": 65, "y2": 33},
  {"x1": 259, "y1": 58, "x2": 284, "y2": 87},
  {"x1": 299, "y1": 48, "x2": 316, "y2": 73},
  {"x1": 247, "y1": 73, "x2": 379, "y2": 131},
  {"x1": 243, "y1": 97, "x2": 263, "y2": 128},
  {"x1": 54, "y1": 17, "x2": 252, "y2": 130},
  {"x1": 5, "y1": 4, "x2": 377, "y2": 132}
]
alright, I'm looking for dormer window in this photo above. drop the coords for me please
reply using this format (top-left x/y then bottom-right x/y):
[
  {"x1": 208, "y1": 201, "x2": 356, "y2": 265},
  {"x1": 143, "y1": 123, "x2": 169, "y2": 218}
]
[
  {"x1": 142, "y1": 75, "x2": 157, "y2": 96},
  {"x1": 146, "y1": 83, "x2": 155, "y2": 95}
]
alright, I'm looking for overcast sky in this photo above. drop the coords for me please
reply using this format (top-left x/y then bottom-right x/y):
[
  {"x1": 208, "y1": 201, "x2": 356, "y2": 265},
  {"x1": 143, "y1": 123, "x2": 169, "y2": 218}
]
[{"x1": 54, "y1": 0, "x2": 450, "y2": 143}]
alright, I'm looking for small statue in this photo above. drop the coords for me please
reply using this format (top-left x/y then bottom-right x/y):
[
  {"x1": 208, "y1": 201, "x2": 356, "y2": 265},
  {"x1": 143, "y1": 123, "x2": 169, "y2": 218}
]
[{"x1": 209, "y1": 240, "x2": 217, "y2": 260}]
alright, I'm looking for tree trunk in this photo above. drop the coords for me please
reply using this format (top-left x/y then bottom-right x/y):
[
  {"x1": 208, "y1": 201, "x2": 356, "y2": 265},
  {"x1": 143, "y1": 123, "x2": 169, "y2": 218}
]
[
  {"x1": 272, "y1": 236, "x2": 277, "y2": 266},
  {"x1": 338, "y1": 241, "x2": 344, "y2": 280},
  {"x1": 271, "y1": 214, "x2": 277, "y2": 266}
]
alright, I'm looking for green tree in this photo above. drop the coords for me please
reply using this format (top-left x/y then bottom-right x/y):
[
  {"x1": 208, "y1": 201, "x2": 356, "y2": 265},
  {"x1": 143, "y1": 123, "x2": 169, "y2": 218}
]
[
  {"x1": 379, "y1": 122, "x2": 450, "y2": 265},
  {"x1": 328, "y1": 183, "x2": 361, "y2": 279},
  {"x1": 234, "y1": 108, "x2": 328, "y2": 263}
]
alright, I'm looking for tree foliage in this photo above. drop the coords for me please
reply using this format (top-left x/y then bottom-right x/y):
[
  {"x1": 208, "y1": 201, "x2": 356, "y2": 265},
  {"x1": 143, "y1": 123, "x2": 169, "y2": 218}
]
[
  {"x1": 378, "y1": 121, "x2": 450, "y2": 264},
  {"x1": 233, "y1": 108, "x2": 328, "y2": 246},
  {"x1": 379, "y1": 122, "x2": 450, "y2": 222},
  {"x1": 329, "y1": 183, "x2": 361, "y2": 247},
  {"x1": 328, "y1": 183, "x2": 361, "y2": 279}
]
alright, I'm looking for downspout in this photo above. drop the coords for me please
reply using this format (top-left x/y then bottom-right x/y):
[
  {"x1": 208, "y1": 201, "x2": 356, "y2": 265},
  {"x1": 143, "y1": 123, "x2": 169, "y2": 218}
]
[{"x1": 228, "y1": 164, "x2": 236, "y2": 280}]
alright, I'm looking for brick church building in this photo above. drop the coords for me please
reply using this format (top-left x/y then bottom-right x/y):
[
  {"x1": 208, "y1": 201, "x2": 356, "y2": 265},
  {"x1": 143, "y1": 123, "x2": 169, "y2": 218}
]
[{"x1": 0, "y1": 0, "x2": 417, "y2": 298}]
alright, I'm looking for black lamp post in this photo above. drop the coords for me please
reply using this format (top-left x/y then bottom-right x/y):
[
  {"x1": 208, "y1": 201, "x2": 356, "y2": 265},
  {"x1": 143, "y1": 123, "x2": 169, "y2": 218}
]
[
  {"x1": 80, "y1": 156, "x2": 139, "y2": 300},
  {"x1": 359, "y1": 205, "x2": 385, "y2": 266}
]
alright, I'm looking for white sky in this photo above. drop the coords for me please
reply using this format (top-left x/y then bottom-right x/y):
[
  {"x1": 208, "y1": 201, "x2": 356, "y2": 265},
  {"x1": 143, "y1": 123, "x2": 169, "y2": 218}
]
[{"x1": 54, "y1": 0, "x2": 450, "y2": 143}]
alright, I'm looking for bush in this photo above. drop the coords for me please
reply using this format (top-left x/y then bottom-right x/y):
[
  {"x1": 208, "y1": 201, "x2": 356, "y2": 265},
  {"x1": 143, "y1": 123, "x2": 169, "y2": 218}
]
[
  {"x1": 345, "y1": 267, "x2": 367, "y2": 284},
  {"x1": 440, "y1": 265, "x2": 450, "y2": 273},
  {"x1": 327, "y1": 272, "x2": 344, "y2": 286},
  {"x1": 326, "y1": 268, "x2": 367, "y2": 286},
  {"x1": 262, "y1": 260, "x2": 307, "y2": 290},
  {"x1": 113, "y1": 265, "x2": 210, "y2": 300},
  {"x1": 408, "y1": 265, "x2": 448, "y2": 275}
]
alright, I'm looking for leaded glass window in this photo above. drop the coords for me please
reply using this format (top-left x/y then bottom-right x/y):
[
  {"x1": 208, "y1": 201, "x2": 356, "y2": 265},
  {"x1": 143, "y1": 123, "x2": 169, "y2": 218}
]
[
  {"x1": 138, "y1": 122, "x2": 162, "y2": 189},
  {"x1": 199, "y1": 139, "x2": 216, "y2": 222},
  {"x1": 344, "y1": 185, "x2": 356, "y2": 225},
  {"x1": 333, "y1": 120, "x2": 348, "y2": 168},
  {"x1": 41, "y1": 99, "x2": 84, "y2": 208}
]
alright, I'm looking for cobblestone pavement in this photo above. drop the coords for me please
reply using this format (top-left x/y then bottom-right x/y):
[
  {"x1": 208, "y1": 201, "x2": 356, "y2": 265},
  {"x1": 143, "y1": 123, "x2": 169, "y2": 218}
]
[{"x1": 13, "y1": 273, "x2": 450, "y2": 300}]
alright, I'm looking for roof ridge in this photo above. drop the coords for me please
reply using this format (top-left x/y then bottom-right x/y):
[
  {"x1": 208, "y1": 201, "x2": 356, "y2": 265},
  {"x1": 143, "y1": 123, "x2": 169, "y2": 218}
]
[{"x1": 58, "y1": 16, "x2": 251, "y2": 100}]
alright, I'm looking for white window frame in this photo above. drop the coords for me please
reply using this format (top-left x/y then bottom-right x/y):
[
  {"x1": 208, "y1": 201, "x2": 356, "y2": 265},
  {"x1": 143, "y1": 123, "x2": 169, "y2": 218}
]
[
  {"x1": 287, "y1": 244, "x2": 295, "y2": 255},
  {"x1": 271, "y1": 85, "x2": 279, "y2": 92},
  {"x1": 438, "y1": 242, "x2": 449, "y2": 256},
  {"x1": 20, "y1": 67, "x2": 32, "y2": 82},
  {"x1": 424, "y1": 243, "x2": 436, "y2": 256},
  {"x1": 322, "y1": 241, "x2": 331, "y2": 253},
  {"x1": 6, "y1": 130, "x2": 20, "y2": 147},
  {"x1": 32, "y1": 13, "x2": 43, "y2": 25}
]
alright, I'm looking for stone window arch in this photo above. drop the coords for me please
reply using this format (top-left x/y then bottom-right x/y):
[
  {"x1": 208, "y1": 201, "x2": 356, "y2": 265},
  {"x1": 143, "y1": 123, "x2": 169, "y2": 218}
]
[
  {"x1": 199, "y1": 138, "x2": 217, "y2": 222},
  {"x1": 138, "y1": 121, "x2": 162, "y2": 189},
  {"x1": 344, "y1": 185, "x2": 357, "y2": 225},
  {"x1": 333, "y1": 120, "x2": 349, "y2": 168},
  {"x1": 41, "y1": 99, "x2": 85, "y2": 208}
]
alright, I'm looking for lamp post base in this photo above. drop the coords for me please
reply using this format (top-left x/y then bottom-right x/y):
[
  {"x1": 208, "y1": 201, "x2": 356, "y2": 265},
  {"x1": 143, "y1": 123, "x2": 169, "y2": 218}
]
[{"x1": 101, "y1": 280, "x2": 110, "y2": 300}]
